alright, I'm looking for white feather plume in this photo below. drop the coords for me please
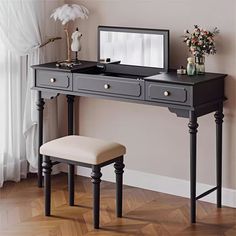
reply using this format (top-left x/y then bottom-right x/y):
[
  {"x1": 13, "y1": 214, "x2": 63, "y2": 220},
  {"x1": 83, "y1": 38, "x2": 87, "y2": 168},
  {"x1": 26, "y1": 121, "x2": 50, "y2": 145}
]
[{"x1": 50, "y1": 4, "x2": 89, "y2": 25}]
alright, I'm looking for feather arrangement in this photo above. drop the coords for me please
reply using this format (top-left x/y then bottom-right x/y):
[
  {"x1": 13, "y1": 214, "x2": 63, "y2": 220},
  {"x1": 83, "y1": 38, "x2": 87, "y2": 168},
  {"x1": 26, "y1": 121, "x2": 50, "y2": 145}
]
[
  {"x1": 50, "y1": 4, "x2": 89, "y2": 25},
  {"x1": 50, "y1": 3, "x2": 89, "y2": 62}
]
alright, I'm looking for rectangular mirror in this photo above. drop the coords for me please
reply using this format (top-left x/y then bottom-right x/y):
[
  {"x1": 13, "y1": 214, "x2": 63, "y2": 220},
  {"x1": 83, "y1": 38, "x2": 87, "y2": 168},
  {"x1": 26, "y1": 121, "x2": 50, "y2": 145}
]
[{"x1": 98, "y1": 26, "x2": 169, "y2": 72}]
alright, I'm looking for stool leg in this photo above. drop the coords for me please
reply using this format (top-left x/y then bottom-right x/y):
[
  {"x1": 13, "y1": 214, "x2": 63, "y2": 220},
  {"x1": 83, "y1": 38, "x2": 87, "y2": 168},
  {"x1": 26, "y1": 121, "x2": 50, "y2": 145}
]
[
  {"x1": 68, "y1": 164, "x2": 75, "y2": 206},
  {"x1": 114, "y1": 157, "x2": 125, "y2": 218},
  {"x1": 91, "y1": 165, "x2": 102, "y2": 229},
  {"x1": 42, "y1": 156, "x2": 52, "y2": 216}
]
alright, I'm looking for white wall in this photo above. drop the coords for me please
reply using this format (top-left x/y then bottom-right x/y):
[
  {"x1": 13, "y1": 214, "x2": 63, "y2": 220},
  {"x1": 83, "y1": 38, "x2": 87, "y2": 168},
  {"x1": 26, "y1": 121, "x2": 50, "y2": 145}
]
[{"x1": 66, "y1": 0, "x2": 236, "y2": 192}]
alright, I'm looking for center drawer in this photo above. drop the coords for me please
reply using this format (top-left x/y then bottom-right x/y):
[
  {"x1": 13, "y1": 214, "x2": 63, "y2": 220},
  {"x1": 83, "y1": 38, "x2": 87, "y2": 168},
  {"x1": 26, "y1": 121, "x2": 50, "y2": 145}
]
[
  {"x1": 35, "y1": 70, "x2": 72, "y2": 91},
  {"x1": 74, "y1": 74, "x2": 144, "y2": 100}
]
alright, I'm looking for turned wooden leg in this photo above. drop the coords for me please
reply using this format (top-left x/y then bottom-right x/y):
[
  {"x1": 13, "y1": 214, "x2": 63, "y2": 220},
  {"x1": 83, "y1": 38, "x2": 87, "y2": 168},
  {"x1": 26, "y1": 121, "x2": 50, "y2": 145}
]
[
  {"x1": 67, "y1": 95, "x2": 75, "y2": 206},
  {"x1": 188, "y1": 111, "x2": 198, "y2": 223},
  {"x1": 214, "y1": 103, "x2": 224, "y2": 208},
  {"x1": 68, "y1": 164, "x2": 75, "y2": 206},
  {"x1": 37, "y1": 91, "x2": 45, "y2": 188},
  {"x1": 114, "y1": 157, "x2": 125, "y2": 217},
  {"x1": 43, "y1": 156, "x2": 52, "y2": 216},
  {"x1": 91, "y1": 165, "x2": 102, "y2": 229}
]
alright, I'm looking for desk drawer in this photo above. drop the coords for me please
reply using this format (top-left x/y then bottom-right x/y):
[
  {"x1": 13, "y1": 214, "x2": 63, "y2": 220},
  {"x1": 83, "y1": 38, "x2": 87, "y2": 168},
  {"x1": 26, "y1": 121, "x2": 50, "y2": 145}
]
[
  {"x1": 146, "y1": 82, "x2": 191, "y2": 104},
  {"x1": 74, "y1": 74, "x2": 144, "y2": 100},
  {"x1": 36, "y1": 70, "x2": 72, "y2": 91}
]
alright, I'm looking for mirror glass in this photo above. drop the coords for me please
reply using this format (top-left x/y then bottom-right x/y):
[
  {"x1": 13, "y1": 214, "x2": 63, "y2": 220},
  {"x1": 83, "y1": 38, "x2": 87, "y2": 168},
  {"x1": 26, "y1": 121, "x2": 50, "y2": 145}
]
[{"x1": 99, "y1": 30, "x2": 165, "y2": 68}]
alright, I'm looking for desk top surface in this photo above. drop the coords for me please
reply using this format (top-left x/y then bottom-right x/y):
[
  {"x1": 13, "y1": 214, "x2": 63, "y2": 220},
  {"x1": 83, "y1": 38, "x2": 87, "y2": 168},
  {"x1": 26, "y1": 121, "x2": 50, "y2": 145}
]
[
  {"x1": 32, "y1": 61, "x2": 227, "y2": 86},
  {"x1": 147, "y1": 71, "x2": 227, "y2": 85},
  {"x1": 32, "y1": 61, "x2": 98, "y2": 72}
]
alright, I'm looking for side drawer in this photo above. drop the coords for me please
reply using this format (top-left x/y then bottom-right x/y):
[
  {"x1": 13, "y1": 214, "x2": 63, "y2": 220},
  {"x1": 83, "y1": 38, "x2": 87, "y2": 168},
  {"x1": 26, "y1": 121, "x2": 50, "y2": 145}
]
[
  {"x1": 36, "y1": 70, "x2": 72, "y2": 91},
  {"x1": 146, "y1": 82, "x2": 191, "y2": 105},
  {"x1": 74, "y1": 74, "x2": 144, "y2": 100}
]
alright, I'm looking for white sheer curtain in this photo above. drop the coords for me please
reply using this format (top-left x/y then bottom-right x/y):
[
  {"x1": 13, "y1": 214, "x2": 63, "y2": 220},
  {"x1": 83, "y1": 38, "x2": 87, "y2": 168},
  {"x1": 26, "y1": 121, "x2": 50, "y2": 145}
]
[
  {"x1": 0, "y1": 0, "x2": 63, "y2": 187},
  {"x1": 0, "y1": 38, "x2": 28, "y2": 186}
]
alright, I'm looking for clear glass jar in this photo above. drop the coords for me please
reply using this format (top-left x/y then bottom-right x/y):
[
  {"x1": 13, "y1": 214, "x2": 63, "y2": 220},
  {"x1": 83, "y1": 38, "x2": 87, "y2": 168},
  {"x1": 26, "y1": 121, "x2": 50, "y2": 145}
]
[
  {"x1": 195, "y1": 56, "x2": 205, "y2": 74},
  {"x1": 187, "y1": 57, "x2": 195, "y2": 76}
]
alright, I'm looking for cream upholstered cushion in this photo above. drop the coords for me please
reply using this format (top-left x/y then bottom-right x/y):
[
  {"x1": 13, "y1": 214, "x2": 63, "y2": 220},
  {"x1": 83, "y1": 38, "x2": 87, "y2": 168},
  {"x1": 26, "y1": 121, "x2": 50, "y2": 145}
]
[{"x1": 40, "y1": 135, "x2": 126, "y2": 165}]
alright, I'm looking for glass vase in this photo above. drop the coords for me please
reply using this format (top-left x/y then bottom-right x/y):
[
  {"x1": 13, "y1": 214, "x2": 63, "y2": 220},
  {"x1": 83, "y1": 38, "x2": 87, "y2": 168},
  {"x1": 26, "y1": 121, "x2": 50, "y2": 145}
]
[
  {"x1": 187, "y1": 57, "x2": 195, "y2": 76},
  {"x1": 195, "y1": 56, "x2": 205, "y2": 75}
]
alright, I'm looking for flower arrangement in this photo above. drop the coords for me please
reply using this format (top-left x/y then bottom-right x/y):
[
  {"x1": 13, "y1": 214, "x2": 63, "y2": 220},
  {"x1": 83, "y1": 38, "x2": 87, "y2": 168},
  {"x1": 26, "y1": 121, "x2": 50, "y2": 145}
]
[{"x1": 183, "y1": 25, "x2": 219, "y2": 57}]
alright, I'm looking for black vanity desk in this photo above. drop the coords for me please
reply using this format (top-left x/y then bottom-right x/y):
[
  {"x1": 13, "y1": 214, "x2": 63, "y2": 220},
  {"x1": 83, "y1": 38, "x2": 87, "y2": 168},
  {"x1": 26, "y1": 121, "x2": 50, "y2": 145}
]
[{"x1": 32, "y1": 61, "x2": 227, "y2": 224}]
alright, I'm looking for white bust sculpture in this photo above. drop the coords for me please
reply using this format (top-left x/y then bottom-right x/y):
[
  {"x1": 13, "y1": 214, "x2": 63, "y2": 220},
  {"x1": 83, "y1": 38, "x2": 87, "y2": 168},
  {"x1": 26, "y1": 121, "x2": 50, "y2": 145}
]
[{"x1": 71, "y1": 28, "x2": 82, "y2": 52}]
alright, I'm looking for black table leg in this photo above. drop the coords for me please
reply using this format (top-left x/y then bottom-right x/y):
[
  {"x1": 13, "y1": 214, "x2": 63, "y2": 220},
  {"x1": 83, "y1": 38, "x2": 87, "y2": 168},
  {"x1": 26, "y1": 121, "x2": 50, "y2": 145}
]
[
  {"x1": 37, "y1": 91, "x2": 45, "y2": 188},
  {"x1": 214, "y1": 103, "x2": 224, "y2": 208},
  {"x1": 67, "y1": 95, "x2": 75, "y2": 135},
  {"x1": 67, "y1": 95, "x2": 75, "y2": 206},
  {"x1": 188, "y1": 111, "x2": 198, "y2": 223}
]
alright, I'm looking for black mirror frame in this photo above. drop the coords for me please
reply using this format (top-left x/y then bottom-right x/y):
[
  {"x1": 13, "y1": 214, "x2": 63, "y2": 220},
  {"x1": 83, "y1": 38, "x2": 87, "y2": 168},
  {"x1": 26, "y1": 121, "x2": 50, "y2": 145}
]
[{"x1": 97, "y1": 25, "x2": 169, "y2": 74}]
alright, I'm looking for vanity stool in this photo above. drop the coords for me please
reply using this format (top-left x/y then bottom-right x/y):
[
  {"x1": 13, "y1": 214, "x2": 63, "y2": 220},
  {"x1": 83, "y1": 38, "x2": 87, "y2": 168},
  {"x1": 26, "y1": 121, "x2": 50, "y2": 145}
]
[{"x1": 40, "y1": 135, "x2": 126, "y2": 229}]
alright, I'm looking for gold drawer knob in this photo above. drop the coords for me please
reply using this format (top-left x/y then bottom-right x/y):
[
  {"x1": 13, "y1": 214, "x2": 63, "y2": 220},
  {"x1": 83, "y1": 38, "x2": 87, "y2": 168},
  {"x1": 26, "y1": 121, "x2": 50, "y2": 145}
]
[
  {"x1": 104, "y1": 84, "x2": 110, "y2": 89},
  {"x1": 50, "y1": 78, "x2": 56, "y2": 83},
  {"x1": 164, "y1": 91, "x2": 170, "y2": 96}
]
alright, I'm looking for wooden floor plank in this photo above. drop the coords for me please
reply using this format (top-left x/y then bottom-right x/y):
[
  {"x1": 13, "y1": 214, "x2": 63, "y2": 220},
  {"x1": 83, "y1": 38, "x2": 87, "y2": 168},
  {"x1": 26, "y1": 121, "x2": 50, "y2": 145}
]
[{"x1": 0, "y1": 174, "x2": 235, "y2": 235}]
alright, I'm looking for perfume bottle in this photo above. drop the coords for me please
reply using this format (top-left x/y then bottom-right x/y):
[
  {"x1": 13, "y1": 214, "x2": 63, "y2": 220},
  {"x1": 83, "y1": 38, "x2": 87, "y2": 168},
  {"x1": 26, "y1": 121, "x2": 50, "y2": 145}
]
[{"x1": 187, "y1": 57, "x2": 195, "y2": 76}]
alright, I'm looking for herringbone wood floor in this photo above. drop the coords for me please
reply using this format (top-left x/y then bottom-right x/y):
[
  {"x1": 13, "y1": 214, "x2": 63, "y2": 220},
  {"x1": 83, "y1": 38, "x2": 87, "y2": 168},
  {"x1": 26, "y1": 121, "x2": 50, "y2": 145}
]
[{"x1": 0, "y1": 174, "x2": 235, "y2": 236}]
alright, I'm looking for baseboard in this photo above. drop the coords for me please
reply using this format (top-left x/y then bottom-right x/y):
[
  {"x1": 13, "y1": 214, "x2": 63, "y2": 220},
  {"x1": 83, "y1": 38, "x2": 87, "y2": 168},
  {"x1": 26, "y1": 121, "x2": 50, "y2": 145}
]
[{"x1": 60, "y1": 165, "x2": 236, "y2": 208}]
